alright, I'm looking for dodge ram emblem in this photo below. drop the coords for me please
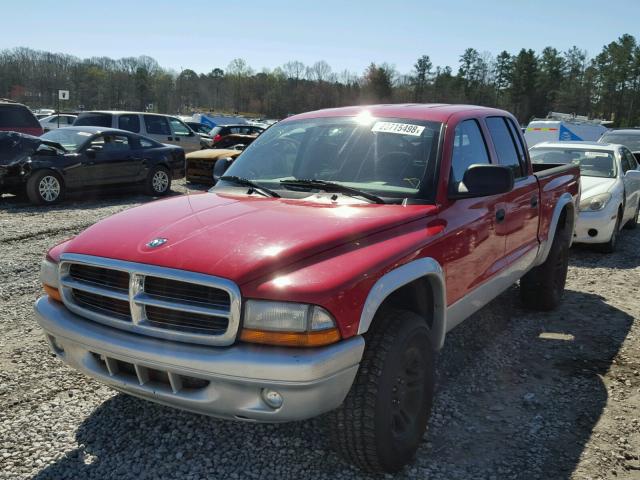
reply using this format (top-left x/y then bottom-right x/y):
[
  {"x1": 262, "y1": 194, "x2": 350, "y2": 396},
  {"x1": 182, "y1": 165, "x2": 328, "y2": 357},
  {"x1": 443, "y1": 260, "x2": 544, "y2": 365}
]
[{"x1": 146, "y1": 238, "x2": 167, "y2": 248}]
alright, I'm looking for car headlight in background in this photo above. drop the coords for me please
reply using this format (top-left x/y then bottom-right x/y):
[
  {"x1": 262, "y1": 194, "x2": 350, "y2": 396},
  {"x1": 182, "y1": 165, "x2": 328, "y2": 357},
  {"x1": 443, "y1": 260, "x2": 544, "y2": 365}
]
[
  {"x1": 40, "y1": 257, "x2": 62, "y2": 302},
  {"x1": 240, "y1": 300, "x2": 341, "y2": 347},
  {"x1": 579, "y1": 192, "x2": 612, "y2": 212}
]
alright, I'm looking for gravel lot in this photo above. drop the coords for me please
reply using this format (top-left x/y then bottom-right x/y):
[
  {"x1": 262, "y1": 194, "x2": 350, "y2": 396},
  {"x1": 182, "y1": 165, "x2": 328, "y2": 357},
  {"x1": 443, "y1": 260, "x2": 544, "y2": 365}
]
[{"x1": 1, "y1": 183, "x2": 639, "y2": 479}]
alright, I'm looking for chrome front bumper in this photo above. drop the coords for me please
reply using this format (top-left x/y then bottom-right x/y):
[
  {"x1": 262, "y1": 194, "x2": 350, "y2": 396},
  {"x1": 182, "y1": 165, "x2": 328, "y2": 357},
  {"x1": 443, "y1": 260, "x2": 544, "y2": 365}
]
[{"x1": 34, "y1": 297, "x2": 364, "y2": 422}]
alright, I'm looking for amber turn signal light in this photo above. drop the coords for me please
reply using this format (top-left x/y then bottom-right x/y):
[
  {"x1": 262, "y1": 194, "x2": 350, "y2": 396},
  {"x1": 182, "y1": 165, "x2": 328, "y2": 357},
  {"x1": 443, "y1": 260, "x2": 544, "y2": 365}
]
[
  {"x1": 43, "y1": 284, "x2": 62, "y2": 302},
  {"x1": 240, "y1": 328, "x2": 341, "y2": 347}
]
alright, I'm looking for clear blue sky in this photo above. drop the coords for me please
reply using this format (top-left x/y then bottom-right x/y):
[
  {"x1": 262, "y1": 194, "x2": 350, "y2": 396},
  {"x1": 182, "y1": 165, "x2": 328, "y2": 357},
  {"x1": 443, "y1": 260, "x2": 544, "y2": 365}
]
[{"x1": 4, "y1": 0, "x2": 639, "y2": 75}]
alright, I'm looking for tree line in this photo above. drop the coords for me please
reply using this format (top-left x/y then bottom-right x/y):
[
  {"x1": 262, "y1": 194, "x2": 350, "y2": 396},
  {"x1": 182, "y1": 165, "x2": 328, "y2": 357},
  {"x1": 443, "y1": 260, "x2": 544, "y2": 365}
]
[{"x1": 1, "y1": 33, "x2": 640, "y2": 126}]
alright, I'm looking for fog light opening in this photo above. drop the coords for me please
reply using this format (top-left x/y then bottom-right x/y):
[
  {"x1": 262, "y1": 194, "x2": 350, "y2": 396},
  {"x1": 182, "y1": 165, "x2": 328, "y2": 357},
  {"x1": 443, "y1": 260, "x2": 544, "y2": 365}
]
[
  {"x1": 588, "y1": 229, "x2": 598, "y2": 237},
  {"x1": 261, "y1": 388, "x2": 284, "y2": 409}
]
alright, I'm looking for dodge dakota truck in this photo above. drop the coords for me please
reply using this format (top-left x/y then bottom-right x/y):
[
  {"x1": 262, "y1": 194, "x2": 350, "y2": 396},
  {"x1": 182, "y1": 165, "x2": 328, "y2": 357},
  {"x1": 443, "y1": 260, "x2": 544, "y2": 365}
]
[{"x1": 35, "y1": 104, "x2": 579, "y2": 473}]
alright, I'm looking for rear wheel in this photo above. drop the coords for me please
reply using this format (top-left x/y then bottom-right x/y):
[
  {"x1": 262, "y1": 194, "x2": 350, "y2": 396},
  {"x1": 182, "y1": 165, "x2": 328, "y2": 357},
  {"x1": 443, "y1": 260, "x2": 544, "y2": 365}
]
[
  {"x1": 26, "y1": 171, "x2": 64, "y2": 205},
  {"x1": 144, "y1": 166, "x2": 171, "y2": 196},
  {"x1": 521, "y1": 221, "x2": 570, "y2": 310},
  {"x1": 328, "y1": 309, "x2": 435, "y2": 473}
]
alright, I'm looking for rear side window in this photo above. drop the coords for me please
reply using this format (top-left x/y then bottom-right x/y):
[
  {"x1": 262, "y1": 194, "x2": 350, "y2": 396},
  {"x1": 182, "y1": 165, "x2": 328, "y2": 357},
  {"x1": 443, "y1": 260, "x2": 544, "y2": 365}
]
[
  {"x1": 0, "y1": 105, "x2": 40, "y2": 128},
  {"x1": 143, "y1": 115, "x2": 171, "y2": 135},
  {"x1": 74, "y1": 113, "x2": 112, "y2": 128},
  {"x1": 118, "y1": 114, "x2": 140, "y2": 133},
  {"x1": 451, "y1": 119, "x2": 490, "y2": 184},
  {"x1": 486, "y1": 116, "x2": 524, "y2": 178}
]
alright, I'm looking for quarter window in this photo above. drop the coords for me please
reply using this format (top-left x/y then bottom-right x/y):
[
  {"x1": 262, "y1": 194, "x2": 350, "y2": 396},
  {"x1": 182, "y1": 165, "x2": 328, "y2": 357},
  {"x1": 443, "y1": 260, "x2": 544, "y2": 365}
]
[
  {"x1": 451, "y1": 119, "x2": 490, "y2": 184},
  {"x1": 118, "y1": 114, "x2": 140, "y2": 133},
  {"x1": 486, "y1": 116, "x2": 524, "y2": 178}
]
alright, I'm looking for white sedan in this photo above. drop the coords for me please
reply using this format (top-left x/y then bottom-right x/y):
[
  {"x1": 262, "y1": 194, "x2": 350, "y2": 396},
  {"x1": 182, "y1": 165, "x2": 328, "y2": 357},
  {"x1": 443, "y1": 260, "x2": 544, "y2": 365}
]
[
  {"x1": 530, "y1": 141, "x2": 640, "y2": 252},
  {"x1": 39, "y1": 114, "x2": 77, "y2": 132}
]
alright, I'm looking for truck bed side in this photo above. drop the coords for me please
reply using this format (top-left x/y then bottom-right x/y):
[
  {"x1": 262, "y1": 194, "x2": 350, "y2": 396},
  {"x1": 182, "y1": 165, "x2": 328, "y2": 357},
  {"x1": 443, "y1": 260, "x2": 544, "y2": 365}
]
[{"x1": 533, "y1": 162, "x2": 580, "y2": 251}]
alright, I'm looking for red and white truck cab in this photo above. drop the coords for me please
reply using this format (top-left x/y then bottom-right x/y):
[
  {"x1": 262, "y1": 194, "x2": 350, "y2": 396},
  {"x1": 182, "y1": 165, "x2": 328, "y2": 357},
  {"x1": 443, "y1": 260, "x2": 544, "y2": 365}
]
[{"x1": 35, "y1": 104, "x2": 579, "y2": 472}]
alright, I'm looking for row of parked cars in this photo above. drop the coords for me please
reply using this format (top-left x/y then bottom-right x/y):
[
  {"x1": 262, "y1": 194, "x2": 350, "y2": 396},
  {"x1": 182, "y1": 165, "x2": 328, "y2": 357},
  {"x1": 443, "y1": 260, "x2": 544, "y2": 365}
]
[{"x1": 0, "y1": 99, "x2": 267, "y2": 203}]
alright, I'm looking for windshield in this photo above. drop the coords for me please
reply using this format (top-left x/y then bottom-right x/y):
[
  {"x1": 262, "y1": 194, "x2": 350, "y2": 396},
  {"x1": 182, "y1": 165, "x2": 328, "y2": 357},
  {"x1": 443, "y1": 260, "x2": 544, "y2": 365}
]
[
  {"x1": 600, "y1": 132, "x2": 640, "y2": 151},
  {"x1": 530, "y1": 147, "x2": 616, "y2": 178},
  {"x1": 217, "y1": 116, "x2": 442, "y2": 200},
  {"x1": 41, "y1": 129, "x2": 93, "y2": 152}
]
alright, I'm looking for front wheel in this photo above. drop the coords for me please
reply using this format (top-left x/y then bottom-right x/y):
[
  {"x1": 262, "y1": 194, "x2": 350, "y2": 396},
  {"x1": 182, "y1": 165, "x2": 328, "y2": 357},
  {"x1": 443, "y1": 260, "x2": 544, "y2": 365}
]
[
  {"x1": 598, "y1": 213, "x2": 621, "y2": 253},
  {"x1": 26, "y1": 170, "x2": 65, "y2": 205},
  {"x1": 328, "y1": 309, "x2": 435, "y2": 473},
  {"x1": 144, "y1": 166, "x2": 171, "y2": 196}
]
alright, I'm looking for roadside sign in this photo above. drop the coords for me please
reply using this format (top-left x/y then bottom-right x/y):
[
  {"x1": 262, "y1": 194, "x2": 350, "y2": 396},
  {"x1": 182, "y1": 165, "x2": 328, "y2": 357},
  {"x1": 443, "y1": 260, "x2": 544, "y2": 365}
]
[{"x1": 58, "y1": 90, "x2": 69, "y2": 100}]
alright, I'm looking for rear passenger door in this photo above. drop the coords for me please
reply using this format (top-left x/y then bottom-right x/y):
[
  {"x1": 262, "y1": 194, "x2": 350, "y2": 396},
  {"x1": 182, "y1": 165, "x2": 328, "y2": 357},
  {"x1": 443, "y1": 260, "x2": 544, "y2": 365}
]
[
  {"x1": 82, "y1": 134, "x2": 138, "y2": 185},
  {"x1": 485, "y1": 116, "x2": 540, "y2": 263},
  {"x1": 142, "y1": 115, "x2": 173, "y2": 144},
  {"x1": 441, "y1": 119, "x2": 507, "y2": 305}
]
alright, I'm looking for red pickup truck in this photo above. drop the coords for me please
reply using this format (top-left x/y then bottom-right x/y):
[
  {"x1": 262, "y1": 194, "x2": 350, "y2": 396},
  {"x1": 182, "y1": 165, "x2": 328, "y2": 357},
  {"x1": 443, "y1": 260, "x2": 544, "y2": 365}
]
[{"x1": 35, "y1": 104, "x2": 579, "y2": 473}]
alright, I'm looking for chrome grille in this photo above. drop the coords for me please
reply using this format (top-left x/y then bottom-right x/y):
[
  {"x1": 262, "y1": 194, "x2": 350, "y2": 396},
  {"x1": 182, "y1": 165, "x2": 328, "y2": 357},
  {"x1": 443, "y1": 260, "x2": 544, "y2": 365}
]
[{"x1": 59, "y1": 253, "x2": 241, "y2": 346}]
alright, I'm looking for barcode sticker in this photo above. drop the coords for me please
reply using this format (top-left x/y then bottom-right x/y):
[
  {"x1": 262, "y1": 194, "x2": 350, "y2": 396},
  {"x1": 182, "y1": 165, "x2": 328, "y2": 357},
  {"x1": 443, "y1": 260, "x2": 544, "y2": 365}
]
[{"x1": 371, "y1": 122, "x2": 425, "y2": 137}]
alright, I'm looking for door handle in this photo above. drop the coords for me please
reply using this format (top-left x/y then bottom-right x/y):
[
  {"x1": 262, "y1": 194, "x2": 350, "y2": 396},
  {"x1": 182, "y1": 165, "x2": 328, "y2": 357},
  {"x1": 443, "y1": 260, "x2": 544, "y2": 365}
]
[
  {"x1": 530, "y1": 195, "x2": 538, "y2": 208},
  {"x1": 496, "y1": 208, "x2": 506, "y2": 223},
  {"x1": 167, "y1": 137, "x2": 173, "y2": 141}
]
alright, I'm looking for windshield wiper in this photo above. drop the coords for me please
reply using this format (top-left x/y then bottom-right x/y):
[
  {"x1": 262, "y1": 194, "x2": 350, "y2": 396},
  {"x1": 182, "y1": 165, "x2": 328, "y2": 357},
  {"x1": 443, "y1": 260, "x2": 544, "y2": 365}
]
[
  {"x1": 280, "y1": 178, "x2": 385, "y2": 204},
  {"x1": 219, "y1": 175, "x2": 280, "y2": 198}
]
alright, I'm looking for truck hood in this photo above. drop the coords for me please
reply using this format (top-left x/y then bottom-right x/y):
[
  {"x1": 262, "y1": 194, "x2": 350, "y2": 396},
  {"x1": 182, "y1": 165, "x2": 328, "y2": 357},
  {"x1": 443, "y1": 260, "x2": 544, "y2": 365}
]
[
  {"x1": 580, "y1": 176, "x2": 617, "y2": 199},
  {"x1": 64, "y1": 192, "x2": 436, "y2": 285}
]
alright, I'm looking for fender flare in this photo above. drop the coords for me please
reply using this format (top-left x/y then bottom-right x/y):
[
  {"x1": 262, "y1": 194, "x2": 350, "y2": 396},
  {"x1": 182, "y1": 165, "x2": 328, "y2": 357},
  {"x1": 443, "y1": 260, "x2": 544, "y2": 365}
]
[
  {"x1": 534, "y1": 192, "x2": 575, "y2": 266},
  {"x1": 357, "y1": 258, "x2": 447, "y2": 350}
]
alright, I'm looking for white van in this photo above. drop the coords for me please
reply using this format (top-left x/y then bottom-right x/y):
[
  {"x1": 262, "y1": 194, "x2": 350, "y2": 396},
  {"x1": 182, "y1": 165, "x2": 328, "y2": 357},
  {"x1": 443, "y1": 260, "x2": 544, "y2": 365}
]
[
  {"x1": 74, "y1": 111, "x2": 202, "y2": 153},
  {"x1": 524, "y1": 113, "x2": 608, "y2": 148}
]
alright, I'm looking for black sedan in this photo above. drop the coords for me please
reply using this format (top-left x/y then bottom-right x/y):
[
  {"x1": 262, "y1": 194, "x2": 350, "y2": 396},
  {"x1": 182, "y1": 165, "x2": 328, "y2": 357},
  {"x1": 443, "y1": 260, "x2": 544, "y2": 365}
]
[{"x1": 0, "y1": 127, "x2": 185, "y2": 204}]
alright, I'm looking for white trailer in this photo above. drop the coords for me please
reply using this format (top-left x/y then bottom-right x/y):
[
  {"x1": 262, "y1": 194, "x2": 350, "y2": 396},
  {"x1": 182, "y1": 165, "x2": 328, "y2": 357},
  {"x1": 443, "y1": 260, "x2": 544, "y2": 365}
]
[{"x1": 524, "y1": 112, "x2": 609, "y2": 147}]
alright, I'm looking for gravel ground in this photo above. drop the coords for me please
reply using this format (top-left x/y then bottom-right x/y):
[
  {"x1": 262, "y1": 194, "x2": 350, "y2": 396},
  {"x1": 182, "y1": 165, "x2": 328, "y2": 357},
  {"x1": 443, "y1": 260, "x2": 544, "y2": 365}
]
[{"x1": 1, "y1": 182, "x2": 639, "y2": 479}]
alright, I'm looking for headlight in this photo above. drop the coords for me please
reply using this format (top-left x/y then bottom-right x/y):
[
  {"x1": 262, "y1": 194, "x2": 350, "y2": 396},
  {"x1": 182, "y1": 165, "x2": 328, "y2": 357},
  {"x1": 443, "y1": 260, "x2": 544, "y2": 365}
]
[
  {"x1": 579, "y1": 192, "x2": 612, "y2": 212},
  {"x1": 40, "y1": 257, "x2": 62, "y2": 302},
  {"x1": 240, "y1": 300, "x2": 340, "y2": 347}
]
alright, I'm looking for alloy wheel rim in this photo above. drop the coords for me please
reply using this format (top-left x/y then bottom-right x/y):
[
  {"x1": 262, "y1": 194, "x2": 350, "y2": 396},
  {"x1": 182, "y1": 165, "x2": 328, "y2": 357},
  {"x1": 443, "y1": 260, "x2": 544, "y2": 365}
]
[
  {"x1": 38, "y1": 176, "x2": 60, "y2": 202},
  {"x1": 152, "y1": 171, "x2": 169, "y2": 192}
]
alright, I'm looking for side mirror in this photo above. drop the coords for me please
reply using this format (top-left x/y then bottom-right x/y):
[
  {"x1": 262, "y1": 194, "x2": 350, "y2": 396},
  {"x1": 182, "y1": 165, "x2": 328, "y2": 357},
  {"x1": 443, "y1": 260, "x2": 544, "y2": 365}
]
[
  {"x1": 625, "y1": 169, "x2": 640, "y2": 179},
  {"x1": 212, "y1": 157, "x2": 233, "y2": 184},
  {"x1": 231, "y1": 144, "x2": 246, "y2": 151},
  {"x1": 451, "y1": 164, "x2": 514, "y2": 198},
  {"x1": 85, "y1": 148, "x2": 97, "y2": 158}
]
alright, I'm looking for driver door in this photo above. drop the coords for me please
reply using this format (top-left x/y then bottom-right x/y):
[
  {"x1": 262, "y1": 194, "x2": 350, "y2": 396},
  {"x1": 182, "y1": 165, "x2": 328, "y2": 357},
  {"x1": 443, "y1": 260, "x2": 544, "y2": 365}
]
[{"x1": 621, "y1": 147, "x2": 640, "y2": 221}]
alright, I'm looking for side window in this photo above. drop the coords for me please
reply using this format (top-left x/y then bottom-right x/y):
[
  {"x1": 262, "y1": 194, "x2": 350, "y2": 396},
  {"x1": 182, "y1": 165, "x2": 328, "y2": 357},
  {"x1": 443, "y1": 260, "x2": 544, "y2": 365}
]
[
  {"x1": 169, "y1": 117, "x2": 192, "y2": 137},
  {"x1": 229, "y1": 127, "x2": 242, "y2": 134},
  {"x1": 620, "y1": 150, "x2": 632, "y2": 173},
  {"x1": 143, "y1": 115, "x2": 171, "y2": 135},
  {"x1": 118, "y1": 114, "x2": 140, "y2": 133},
  {"x1": 89, "y1": 135, "x2": 130, "y2": 152},
  {"x1": 623, "y1": 148, "x2": 637, "y2": 171},
  {"x1": 139, "y1": 138, "x2": 155, "y2": 148},
  {"x1": 451, "y1": 119, "x2": 490, "y2": 184},
  {"x1": 486, "y1": 116, "x2": 524, "y2": 178}
]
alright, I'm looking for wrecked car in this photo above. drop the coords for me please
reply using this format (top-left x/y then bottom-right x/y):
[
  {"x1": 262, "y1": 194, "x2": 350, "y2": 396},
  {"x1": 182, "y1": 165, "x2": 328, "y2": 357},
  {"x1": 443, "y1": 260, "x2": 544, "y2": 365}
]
[{"x1": 0, "y1": 128, "x2": 185, "y2": 205}]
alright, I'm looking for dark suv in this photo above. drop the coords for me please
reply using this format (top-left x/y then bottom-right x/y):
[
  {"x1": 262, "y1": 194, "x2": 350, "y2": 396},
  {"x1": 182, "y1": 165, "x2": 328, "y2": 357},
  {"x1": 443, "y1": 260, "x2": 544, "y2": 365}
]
[
  {"x1": 210, "y1": 124, "x2": 264, "y2": 146},
  {"x1": 0, "y1": 100, "x2": 43, "y2": 136},
  {"x1": 599, "y1": 129, "x2": 640, "y2": 162}
]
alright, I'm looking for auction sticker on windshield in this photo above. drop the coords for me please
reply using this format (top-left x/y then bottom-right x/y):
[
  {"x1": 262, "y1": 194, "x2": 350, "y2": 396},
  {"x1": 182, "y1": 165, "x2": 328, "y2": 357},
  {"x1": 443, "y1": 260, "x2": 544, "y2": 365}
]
[{"x1": 371, "y1": 122, "x2": 425, "y2": 137}]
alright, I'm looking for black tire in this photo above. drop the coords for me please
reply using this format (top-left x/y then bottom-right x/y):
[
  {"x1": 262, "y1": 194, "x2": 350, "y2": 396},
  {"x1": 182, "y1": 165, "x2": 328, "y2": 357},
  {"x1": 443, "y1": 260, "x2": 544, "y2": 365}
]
[
  {"x1": 624, "y1": 202, "x2": 638, "y2": 230},
  {"x1": 144, "y1": 166, "x2": 171, "y2": 196},
  {"x1": 26, "y1": 170, "x2": 64, "y2": 205},
  {"x1": 521, "y1": 223, "x2": 570, "y2": 311},
  {"x1": 597, "y1": 212, "x2": 621, "y2": 253},
  {"x1": 328, "y1": 308, "x2": 435, "y2": 473}
]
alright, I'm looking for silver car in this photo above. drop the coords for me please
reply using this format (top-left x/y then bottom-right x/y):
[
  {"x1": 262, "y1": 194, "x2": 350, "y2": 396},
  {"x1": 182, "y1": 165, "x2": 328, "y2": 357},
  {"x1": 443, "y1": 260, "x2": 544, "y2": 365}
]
[{"x1": 73, "y1": 111, "x2": 202, "y2": 153}]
